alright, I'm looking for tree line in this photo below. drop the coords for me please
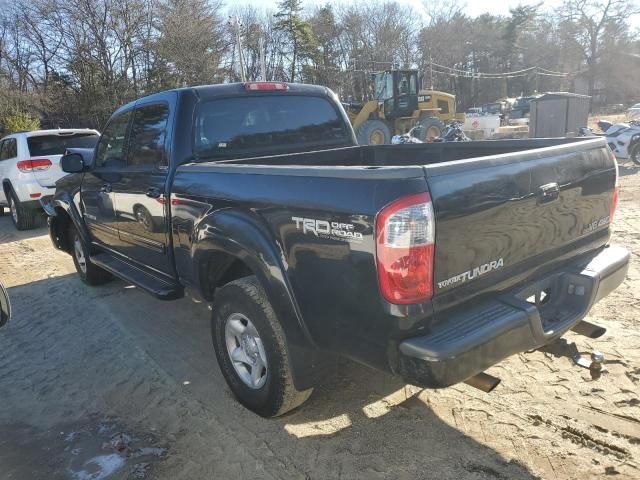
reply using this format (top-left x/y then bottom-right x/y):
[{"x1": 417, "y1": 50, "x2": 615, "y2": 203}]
[{"x1": 0, "y1": 0, "x2": 638, "y2": 132}]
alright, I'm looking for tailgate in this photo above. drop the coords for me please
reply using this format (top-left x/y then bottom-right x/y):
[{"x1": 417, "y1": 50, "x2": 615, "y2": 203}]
[
  {"x1": 425, "y1": 138, "x2": 617, "y2": 307},
  {"x1": 33, "y1": 154, "x2": 63, "y2": 187},
  {"x1": 26, "y1": 132, "x2": 99, "y2": 188}
]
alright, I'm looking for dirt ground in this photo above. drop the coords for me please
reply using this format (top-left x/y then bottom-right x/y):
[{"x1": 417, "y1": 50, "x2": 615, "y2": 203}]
[{"x1": 0, "y1": 163, "x2": 638, "y2": 480}]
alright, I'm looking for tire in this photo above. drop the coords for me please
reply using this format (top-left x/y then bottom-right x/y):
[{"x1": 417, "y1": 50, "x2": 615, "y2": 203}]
[
  {"x1": 8, "y1": 190, "x2": 36, "y2": 230},
  {"x1": 630, "y1": 143, "x2": 640, "y2": 166},
  {"x1": 356, "y1": 119, "x2": 392, "y2": 145},
  {"x1": 416, "y1": 117, "x2": 445, "y2": 141},
  {"x1": 0, "y1": 205, "x2": 5, "y2": 216},
  {"x1": 211, "y1": 276, "x2": 313, "y2": 417},
  {"x1": 69, "y1": 223, "x2": 112, "y2": 286}
]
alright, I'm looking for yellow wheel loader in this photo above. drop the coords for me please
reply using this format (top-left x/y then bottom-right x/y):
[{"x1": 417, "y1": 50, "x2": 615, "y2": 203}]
[{"x1": 344, "y1": 70, "x2": 463, "y2": 145}]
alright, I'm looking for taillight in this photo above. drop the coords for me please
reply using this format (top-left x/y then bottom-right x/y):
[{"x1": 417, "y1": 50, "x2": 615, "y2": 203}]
[
  {"x1": 376, "y1": 192, "x2": 435, "y2": 304},
  {"x1": 243, "y1": 82, "x2": 289, "y2": 91},
  {"x1": 16, "y1": 159, "x2": 52, "y2": 172},
  {"x1": 609, "y1": 150, "x2": 619, "y2": 223}
]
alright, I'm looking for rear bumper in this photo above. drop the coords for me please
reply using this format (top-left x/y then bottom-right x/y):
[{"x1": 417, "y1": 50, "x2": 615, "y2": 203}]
[
  {"x1": 12, "y1": 177, "x2": 55, "y2": 205},
  {"x1": 396, "y1": 245, "x2": 630, "y2": 388}
]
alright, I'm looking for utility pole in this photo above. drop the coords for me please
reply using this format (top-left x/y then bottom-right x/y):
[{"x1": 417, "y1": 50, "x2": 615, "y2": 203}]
[
  {"x1": 429, "y1": 52, "x2": 434, "y2": 90},
  {"x1": 259, "y1": 36, "x2": 267, "y2": 81},
  {"x1": 229, "y1": 16, "x2": 246, "y2": 82}
]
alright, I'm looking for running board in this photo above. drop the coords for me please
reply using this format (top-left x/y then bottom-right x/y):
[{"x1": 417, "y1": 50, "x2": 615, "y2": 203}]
[{"x1": 91, "y1": 253, "x2": 184, "y2": 300}]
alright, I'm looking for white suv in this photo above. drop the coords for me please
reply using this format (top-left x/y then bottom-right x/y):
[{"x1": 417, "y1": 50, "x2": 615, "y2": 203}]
[{"x1": 0, "y1": 129, "x2": 99, "y2": 230}]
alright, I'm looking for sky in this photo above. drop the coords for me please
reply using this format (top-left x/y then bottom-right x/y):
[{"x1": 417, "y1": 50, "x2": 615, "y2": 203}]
[
  {"x1": 236, "y1": 0, "x2": 639, "y2": 28},
  {"x1": 242, "y1": 0, "x2": 563, "y2": 19}
]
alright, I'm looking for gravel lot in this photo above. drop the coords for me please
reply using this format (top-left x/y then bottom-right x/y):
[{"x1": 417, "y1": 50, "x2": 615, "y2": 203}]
[{"x1": 0, "y1": 163, "x2": 638, "y2": 480}]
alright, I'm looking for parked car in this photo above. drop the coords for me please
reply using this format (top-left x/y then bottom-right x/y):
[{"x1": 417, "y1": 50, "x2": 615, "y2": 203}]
[
  {"x1": 628, "y1": 103, "x2": 640, "y2": 118},
  {"x1": 0, "y1": 129, "x2": 100, "y2": 229},
  {"x1": 44, "y1": 82, "x2": 628, "y2": 417},
  {"x1": 601, "y1": 120, "x2": 640, "y2": 165}
]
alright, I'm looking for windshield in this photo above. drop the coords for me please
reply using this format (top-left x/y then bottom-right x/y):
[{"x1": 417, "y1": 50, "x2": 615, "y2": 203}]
[
  {"x1": 374, "y1": 73, "x2": 393, "y2": 101},
  {"x1": 194, "y1": 95, "x2": 349, "y2": 159},
  {"x1": 27, "y1": 133, "x2": 99, "y2": 157}
]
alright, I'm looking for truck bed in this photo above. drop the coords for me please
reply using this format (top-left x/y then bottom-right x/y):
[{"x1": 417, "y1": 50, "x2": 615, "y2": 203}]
[{"x1": 209, "y1": 137, "x2": 595, "y2": 168}]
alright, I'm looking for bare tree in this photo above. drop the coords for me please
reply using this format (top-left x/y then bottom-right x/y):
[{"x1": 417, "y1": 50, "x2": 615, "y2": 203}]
[{"x1": 559, "y1": 0, "x2": 640, "y2": 99}]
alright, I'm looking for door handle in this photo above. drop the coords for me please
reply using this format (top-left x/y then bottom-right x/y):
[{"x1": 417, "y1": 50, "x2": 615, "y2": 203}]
[
  {"x1": 538, "y1": 183, "x2": 559, "y2": 204},
  {"x1": 100, "y1": 184, "x2": 112, "y2": 193},
  {"x1": 146, "y1": 187, "x2": 161, "y2": 198}
]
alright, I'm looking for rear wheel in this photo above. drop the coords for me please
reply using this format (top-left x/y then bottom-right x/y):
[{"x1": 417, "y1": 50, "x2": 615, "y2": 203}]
[
  {"x1": 356, "y1": 119, "x2": 392, "y2": 145},
  {"x1": 8, "y1": 190, "x2": 36, "y2": 230},
  {"x1": 630, "y1": 143, "x2": 640, "y2": 166},
  {"x1": 211, "y1": 276, "x2": 313, "y2": 417},
  {"x1": 69, "y1": 224, "x2": 112, "y2": 286},
  {"x1": 416, "y1": 117, "x2": 445, "y2": 141}
]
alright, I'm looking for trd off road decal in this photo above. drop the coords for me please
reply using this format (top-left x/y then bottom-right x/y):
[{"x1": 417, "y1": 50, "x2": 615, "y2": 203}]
[
  {"x1": 292, "y1": 216, "x2": 363, "y2": 243},
  {"x1": 437, "y1": 258, "x2": 504, "y2": 289}
]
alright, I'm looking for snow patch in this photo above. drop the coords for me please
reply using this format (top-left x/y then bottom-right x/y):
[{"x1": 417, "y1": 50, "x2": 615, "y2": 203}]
[{"x1": 70, "y1": 453, "x2": 125, "y2": 480}]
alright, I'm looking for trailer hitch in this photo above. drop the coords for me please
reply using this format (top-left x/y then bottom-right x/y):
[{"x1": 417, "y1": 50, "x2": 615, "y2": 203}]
[
  {"x1": 573, "y1": 350, "x2": 605, "y2": 380},
  {"x1": 538, "y1": 339, "x2": 606, "y2": 380}
]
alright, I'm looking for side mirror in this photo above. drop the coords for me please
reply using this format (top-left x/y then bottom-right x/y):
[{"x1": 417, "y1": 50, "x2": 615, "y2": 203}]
[
  {"x1": 61, "y1": 153, "x2": 85, "y2": 173},
  {"x1": 0, "y1": 282, "x2": 10, "y2": 328}
]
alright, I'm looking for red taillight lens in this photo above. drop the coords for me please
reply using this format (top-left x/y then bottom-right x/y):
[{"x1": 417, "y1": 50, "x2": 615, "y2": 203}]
[
  {"x1": 376, "y1": 192, "x2": 435, "y2": 304},
  {"x1": 16, "y1": 159, "x2": 52, "y2": 172},
  {"x1": 243, "y1": 82, "x2": 289, "y2": 91}
]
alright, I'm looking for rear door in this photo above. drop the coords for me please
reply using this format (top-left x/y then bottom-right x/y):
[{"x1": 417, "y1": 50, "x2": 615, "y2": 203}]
[
  {"x1": 0, "y1": 139, "x2": 10, "y2": 204},
  {"x1": 111, "y1": 98, "x2": 173, "y2": 274},
  {"x1": 26, "y1": 132, "x2": 99, "y2": 187},
  {"x1": 0, "y1": 138, "x2": 18, "y2": 204},
  {"x1": 426, "y1": 140, "x2": 617, "y2": 310},
  {"x1": 82, "y1": 110, "x2": 133, "y2": 247}
]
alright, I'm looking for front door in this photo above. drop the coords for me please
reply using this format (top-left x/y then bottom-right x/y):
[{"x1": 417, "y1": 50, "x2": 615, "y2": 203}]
[
  {"x1": 111, "y1": 101, "x2": 172, "y2": 274},
  {"x1": 82, "y1": 109, "x2": 132, "y2": 247}
]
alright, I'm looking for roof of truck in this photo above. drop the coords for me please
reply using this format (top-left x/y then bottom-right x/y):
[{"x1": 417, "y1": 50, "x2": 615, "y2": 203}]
[{"x1": 111, "y1": 82, "x2": 335, "y2": 118}]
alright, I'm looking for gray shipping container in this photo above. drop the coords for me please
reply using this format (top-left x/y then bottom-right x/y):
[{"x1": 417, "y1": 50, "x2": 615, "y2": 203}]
[{"x1": 529, "y1": 92, "x2": 591, "y2": 138}]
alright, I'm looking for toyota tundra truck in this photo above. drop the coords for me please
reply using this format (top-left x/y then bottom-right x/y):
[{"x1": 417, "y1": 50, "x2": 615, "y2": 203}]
[{"x1": 42, "y1": 82, "x2": 629, "y2": 417}]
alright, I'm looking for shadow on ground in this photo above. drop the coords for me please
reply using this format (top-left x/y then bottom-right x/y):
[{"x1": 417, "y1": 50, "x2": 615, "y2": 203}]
[
  {"x1": 1, "y1": 273, "x2": 539, "y2": 479},
  {"x1": 0, "y1": 213, "x2": 49, "y2": 243}
]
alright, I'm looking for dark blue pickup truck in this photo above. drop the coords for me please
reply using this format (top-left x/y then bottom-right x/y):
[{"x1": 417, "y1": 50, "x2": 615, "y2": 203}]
[{"x1": 43, "y1": 82, "x2": 629, "y2": 417}]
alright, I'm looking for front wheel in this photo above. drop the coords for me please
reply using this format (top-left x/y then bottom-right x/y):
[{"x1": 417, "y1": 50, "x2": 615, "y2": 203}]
[
  {"x1": 211, "y1": 276, "x2": 313, "y2": 417},
  {"x1": 69, "y1": 224, "x2": 112, "y2": 286},
  {"x1": 630, "y1": 143, "x2": 640, "y2": 166},
  {"x1": 356, "y1": 119, "x2": 391, "y2": 145}
]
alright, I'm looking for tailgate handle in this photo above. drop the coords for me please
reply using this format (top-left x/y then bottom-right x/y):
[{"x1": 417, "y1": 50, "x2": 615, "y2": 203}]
[{"x1": 538, "y1": 183, "x2": 559, "y2": 204}]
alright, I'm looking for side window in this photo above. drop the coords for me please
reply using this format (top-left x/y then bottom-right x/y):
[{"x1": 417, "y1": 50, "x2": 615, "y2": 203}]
[
  {"x1": 0, "y1": 139, "x2": 17, "y2": 160},
  {"x1": 94, "y1": 110, "x2": 133, "y2": 168},
  {"x1": 128, "y1": 103, "x2": 170, "y2": 167}
]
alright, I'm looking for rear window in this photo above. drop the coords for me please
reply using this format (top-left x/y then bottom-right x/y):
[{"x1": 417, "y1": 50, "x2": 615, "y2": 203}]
[
  {"x1": 27, "y1": 133, "x2": 99, "y2": 157},
  {"x1": 194, "y1": 95, "x2": 349, "y2": 159}
]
